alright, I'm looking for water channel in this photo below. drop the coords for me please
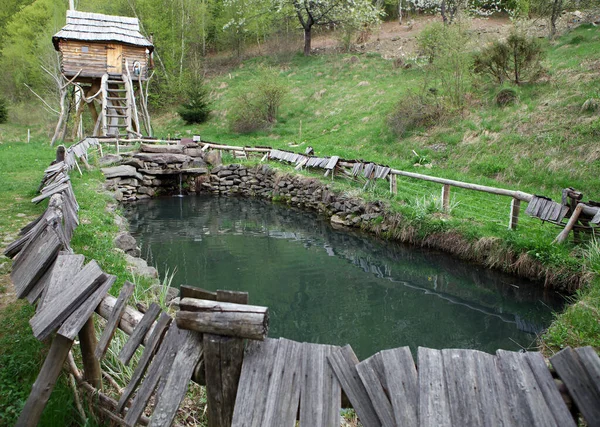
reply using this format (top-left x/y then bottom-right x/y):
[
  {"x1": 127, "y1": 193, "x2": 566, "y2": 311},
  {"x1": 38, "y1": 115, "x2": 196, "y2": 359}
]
[{"x1": 123, "y1": 195, "x2": 564, "y2": 359}]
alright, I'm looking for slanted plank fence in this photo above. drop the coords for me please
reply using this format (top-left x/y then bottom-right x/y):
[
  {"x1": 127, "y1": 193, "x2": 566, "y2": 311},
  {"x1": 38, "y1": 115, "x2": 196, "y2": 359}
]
[{"x1": 5, "y1": 138, "x2": 600, "y2": 426}]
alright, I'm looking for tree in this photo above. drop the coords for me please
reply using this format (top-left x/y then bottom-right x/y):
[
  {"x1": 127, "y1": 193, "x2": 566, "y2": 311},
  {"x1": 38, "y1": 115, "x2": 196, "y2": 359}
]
[{"x1": 283, "y1": 0, "x2": 381, "y2": 56}]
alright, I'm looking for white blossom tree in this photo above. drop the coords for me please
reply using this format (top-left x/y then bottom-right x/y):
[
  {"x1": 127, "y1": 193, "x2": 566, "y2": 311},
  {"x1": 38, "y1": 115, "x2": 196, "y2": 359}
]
[{"x1": 282, "y1": 0, "x2": 382, "y2": 55}]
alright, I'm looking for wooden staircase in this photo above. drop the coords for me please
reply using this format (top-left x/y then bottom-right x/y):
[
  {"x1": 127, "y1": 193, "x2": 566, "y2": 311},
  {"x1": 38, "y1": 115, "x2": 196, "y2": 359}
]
[{"x1": 101, "y1": 74, "x2": 133, "y2": 138}]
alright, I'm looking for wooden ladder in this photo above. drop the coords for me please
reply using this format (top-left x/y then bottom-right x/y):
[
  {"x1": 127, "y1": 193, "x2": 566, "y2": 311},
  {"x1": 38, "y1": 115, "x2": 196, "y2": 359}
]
[{"x1": 101, "y1": 74, "x2": 132, "y2": 138}]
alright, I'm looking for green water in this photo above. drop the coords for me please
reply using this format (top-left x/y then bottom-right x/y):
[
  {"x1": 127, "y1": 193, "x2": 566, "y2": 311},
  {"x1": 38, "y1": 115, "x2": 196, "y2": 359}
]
[{"x1": 123, "y1": 195, "x2": 563, "y2": 359}]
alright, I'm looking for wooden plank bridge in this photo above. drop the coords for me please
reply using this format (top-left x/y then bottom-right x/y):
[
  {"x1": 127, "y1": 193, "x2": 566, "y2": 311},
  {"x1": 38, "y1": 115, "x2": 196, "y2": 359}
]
[{"x1": 5, "y1": 140, "x2": 600, "y2": 426}]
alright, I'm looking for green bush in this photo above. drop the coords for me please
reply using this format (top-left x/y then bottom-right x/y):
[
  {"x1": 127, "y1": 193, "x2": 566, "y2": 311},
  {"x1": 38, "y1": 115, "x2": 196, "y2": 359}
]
[
  {"x1": 495, "y1": 87, "x2": 519, "y2": 106},
  {"x1": 0, "y1": 97, "x2": 7, "y2": 124},
  {"x1": 474, "y1": 32, "x2": 544, "y2": 85},
  {"x1": 387, "y1": 93, "x2": 447, "y2": 136},
  {"x1": 416, "y1": 22, "x2": 446, "y2": 64},
  {"x1": 177, "y1": 79, "x2": 211, "y2": 125},
  {"x1": 229, "y1": 68, "x2": 287, "y2": 133}
]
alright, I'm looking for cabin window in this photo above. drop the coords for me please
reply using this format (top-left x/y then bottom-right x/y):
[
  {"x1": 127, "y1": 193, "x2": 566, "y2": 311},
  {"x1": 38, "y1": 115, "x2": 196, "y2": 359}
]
[{"x1": 81, "y1": 46, "x2": 89, "y2": 53}]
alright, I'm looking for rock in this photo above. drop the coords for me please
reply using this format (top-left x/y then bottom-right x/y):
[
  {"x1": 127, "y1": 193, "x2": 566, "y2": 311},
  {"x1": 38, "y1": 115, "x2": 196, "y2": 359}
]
[
  {"x1": 123, "y1": 158, "x2": 145, "y2": 169},
  {"x1": 118, "y1": 178, "x2": 140, "y2": 187},
  {"x1": 102, "y1": 165, "x2": 143, "y2": 181},
  {"x1": 205, "y1": 150, "x2": 222, "y2": 166},
  {"x1": 124, "y1": 254, "x2": 158, "y2": 278},
  {"x1": 99, "y1": 154, "x2": 122, "y2": 167},
  {"x1": 190, "y1": 158, "x2": 207, "y2": 169},
  {"x1": 114, "y1": 232, "x2": 137, "y2": 253},
  {"x1": 185, "y1": 148, "x2": 204, "y2": 157},
  {"x1": 330, "y1": 214, "x2": 352, "y2": 227},
  {"x1": 133, "y1": 152, "x2": 193, "y2": 165},
  {"x1": 138, "y1": 186, "x2": 155, "y2": 196},
  {"x1": 140, "y1": 143, "x2": 185, "y2": 154},
  {"x1": 114, "y1": 189, "x2": 123, "y2": 201},
  {"x1": 149, "y1": 284, "x2": 179, "y2": 303},
  {"x1": 218, "y1": 169, "x2": 233, "y2": 177}
]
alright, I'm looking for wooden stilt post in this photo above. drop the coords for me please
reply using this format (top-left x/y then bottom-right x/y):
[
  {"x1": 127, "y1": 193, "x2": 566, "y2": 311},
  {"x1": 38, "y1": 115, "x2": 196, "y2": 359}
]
[
  {"x1": 554, "y1": 203, "x2": 584, "y2": 244},
  {"x1": 78, "y1": 317, "x2": 103, "y2": 390},
  {"x1": 441, "y1": 184, "x2": 450, "y2": 212},
  {"x1": 204, "y1": 290, "x2": 248, "y2": 427},
  {"x1": 389, "y1": 174, "x2": 397, "y2": 195},
  {"x1": 16, "y1": 335, "x2": 73, "y2": 427},
  {"x1": 509, "y1": 198, "x2": 521, "y2": 230}
]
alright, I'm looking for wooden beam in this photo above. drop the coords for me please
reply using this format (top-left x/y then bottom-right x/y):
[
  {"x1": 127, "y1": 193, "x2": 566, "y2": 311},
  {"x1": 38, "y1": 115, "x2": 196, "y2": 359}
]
[
  {"x1": 95, "y1": 282, "x2": 135, "y2": 361},
  {"x1": 509, "y1": 198, "x2": 521, "y2": 230},
  {"x1": 79, "y1": 318, "x2": 103, "y2": 389},
  {"x1": 554, "y1": 203, "x2": 584, "y2": 244},
  {"x1": 441, "y1": 184, "x2": 450, "y2": 212}
]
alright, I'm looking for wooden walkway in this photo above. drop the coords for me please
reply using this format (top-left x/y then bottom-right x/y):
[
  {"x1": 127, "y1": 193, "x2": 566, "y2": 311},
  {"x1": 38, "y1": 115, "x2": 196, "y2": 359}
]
[{"x1": 232, "y1": 338, "x2": 600, "y2": 427}]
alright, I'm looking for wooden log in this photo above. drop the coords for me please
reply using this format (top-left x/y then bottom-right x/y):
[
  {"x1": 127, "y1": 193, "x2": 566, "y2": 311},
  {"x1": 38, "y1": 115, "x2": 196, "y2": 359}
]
[
  {"x1": 176, "y1": 298, "x2": 269, "y2": 340},
  {"x1": 95, "y1": 281, "x2": 135, "y2": 361},
  {"x1": 554, "y1": 203, "x2": 584, "y2": 244},
  {"x1": 15, "y1": 335, "x2": 73, "y2": 427},
  {"x1": 389, "y1": 174, "x2": 397, "y2": 195},
  {"x1": 117, "y1": 302, "x2": 161, "y2": 365},
  {"x1": 509, "y1": 197, "x2": 521, "y2": 230},
  {"x1": 79, "y1": 318, "x2": 103, "y2": 389},
  {"x1": 180, "y1": 285, "x2": 217, "y2": 301},
  {"x1": 441, "y1": 184, "x2": 450, "y2": 212}
]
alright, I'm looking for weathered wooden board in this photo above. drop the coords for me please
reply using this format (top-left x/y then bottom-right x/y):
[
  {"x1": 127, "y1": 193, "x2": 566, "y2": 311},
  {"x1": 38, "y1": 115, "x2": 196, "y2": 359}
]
[
  {"x1": 441, "y1": 349, "x2": 482, "y2": 427},
  {"x1": 124, "y1": 322, "x2": 182, "y2": 426},
  {"x1": 95, "y1": 281, "x2": 135, "y2": 361},
  {"x1": 356, "y1": 353, "x2": 395, "y2": 427},
  {"x1": 328, "y1": 345, "x2": 380, "y2": 427},
  {"x1": 379, "y1": 346, "x2": 418, "y2": 426},
  {"x1": 418, "y1": 347, "x2": 451, "y2": 427},
  {"x1": 26, "y1": 257, "x2": 56, "y2": 306},
  {"x1": 180, "y1": 285, "x2": 217, "y2": 300},
  {"x1": 471, "y1": 350, "x2": 510, "y2": 427},
  {"x1": 149, "y1": 330, "x2": 203, "y2": 427},
  {"x1": 11, "y1": 225, "x2": 63, "y2": 299},
  {"x1": 231, "y1": 339, "x2": 280, "y2": 427},
  {"x1": 58, "y1": 275, "x2": 116, "y2": 340},
  {"x1": 31, "y1": 183, "x2": 70, "y2": 204},
  {"x1": 523, "y1": 352, "x2": 576, "y2": 427},
  {"x1": 30, "y1": 261, "x2": 106, "y2": 341},
  {"x1": 15, "y1": 335, "x2": 74, "y2": 427},
  {"x1": 118, "y1": 302, "x2": 161, "y2": 365},
  {"x1": 325, "y1": 156, "x2": 339, "y2": 170},
  {"x1": 551, "y1": 347, "x2": 600, "y2": 427},
  {"x1": 299, "y1": 343, "x2": 341, "y2": 427},
  {"x1": 117, "y1": 312, "x2": 172, "y2": 412},
  {"x1": 575, "y1": 346, "x2": 600, "y2": 396},
  {"x1": 496, "y1": 349, "x2": 558, "y2": 427},
  {"x1": 38, "y1": 253, "x2": 85, "y2": 312},
  {"x1": 260, "y1": 338, "x2": 304, "y2": 427}
]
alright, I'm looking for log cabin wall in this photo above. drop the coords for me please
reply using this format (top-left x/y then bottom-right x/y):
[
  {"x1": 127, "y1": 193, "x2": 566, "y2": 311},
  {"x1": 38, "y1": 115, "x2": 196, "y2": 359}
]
[{"x1": 59, "y1": 40, "x2": 149, "y2": 79}]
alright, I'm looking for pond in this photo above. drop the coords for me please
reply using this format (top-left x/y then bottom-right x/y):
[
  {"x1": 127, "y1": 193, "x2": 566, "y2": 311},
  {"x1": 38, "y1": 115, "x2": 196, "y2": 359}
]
[{"x1": 123, "y1": 195, "x2": 564, "y2": 359}]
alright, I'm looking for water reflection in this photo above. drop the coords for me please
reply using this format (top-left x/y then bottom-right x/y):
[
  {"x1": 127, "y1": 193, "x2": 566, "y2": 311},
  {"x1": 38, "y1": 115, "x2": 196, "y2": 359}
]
[{"x1": 123, "y1": 195, "x2": 564, "y2": 359}]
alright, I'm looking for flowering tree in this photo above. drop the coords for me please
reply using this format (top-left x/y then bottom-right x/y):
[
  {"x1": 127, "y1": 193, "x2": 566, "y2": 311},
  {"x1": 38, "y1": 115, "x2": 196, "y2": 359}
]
[{"x1": 284, "y1": 0, "x2": 382, "y2": 55}]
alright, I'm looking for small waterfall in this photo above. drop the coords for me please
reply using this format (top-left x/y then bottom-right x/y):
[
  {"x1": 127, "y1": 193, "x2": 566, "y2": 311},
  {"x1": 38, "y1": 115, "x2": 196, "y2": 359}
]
[{"x1": 173, "y1": 173, "x2": 184, "y2": 198}]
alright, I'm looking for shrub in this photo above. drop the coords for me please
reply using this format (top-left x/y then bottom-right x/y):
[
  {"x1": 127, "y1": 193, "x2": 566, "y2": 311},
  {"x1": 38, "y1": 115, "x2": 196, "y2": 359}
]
[
  {"x1": 495, "y1": 87, "x2": 519, "y2": 106},
  {"x1": 229, "y1": 68, "x2": 287, "y2": 133},
  {"x1": 474, "y1": 32, "x2": 544, "y2": 85},
  {"x1": 387, "y1": 93, "x2": 447, "y2": 136},
  {"x1": 0, "y1": 97, "x2": 7, "y2": 124},
  {"x1": 177, "y1": 79, "x2": 211, "y2": 125},
  {"x1": 416, "y1": 22, "x2": 446, "y2": 64}
]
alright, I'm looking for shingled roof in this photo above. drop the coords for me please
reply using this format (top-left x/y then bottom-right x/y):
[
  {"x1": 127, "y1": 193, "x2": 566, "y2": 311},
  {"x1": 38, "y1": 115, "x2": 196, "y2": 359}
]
[{"x1": 52, "y1": 10, "x2": 153, "y2": 52}]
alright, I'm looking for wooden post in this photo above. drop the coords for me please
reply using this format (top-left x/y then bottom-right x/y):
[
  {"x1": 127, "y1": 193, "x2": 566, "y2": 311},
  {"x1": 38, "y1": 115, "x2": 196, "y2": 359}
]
[
  {"x1": 554, "y1": 203, "x2": 584, "y2": 244},
  {"x1": 79, "y1": 317, "x2": 103, "y2": 389},
  {"x1": 441, "y1": 184, "x2": 450, "y2": 212},
  {"x1": 204, "y1": 290, "x2": 248, "y2": 427},
  {"x1": 389, "y1": 174, "x2": 397, "y2": 195},
  {"x1": 16, "y1": 335, "x2": 73, "y2": 427},
  {"x1": 509, "y1": 198, "x2": 521, "y2": 230}
]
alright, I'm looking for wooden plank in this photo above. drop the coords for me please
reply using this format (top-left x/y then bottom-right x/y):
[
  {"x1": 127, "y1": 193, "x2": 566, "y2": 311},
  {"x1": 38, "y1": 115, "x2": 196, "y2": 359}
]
[
  {"x1": 231, "y1": 339, "x2": 280, "y2": 427},
  {"x1": 11, "y1": 225, "x2": 63, "y2": 299},
  {"x1": 575, "y1": 347, "x2": 600, "y2": 397},
  {"x1": 328, "y1": 345, "x2": 380, "y2": 427},
  {"x1": 95, "y1": 281, "x2": 135, "y2": 361},
  {"x1": 260, "y1": 338, "x2": 304, "y2": 427},
  {"x1": 123, "y1": 322, "x2": 182, "y2": 426},
  {"x1": 26, "y1": 258, "x2": 56, "y2": 305},
  {"x1": 58, "y1": 274, "x2": 116, "y2": 340},
  {"x1": 149, "y1": 330, "x2": 204, "y2": 426},
  {"x1": 470, "y1": 350, "x2": 511, "y2": 427},
  {"x1": 31, "y1": 183, "x2": 70, "y2": 204},
  {"x1": 299, "y1": 343, "x2": 341, "y2": 427},
  {"x1": 418, "y1": 347, "x2": 451, "y2": 427},
  {"x1": 525, "y1": 196, "x2": 540, "y2": 215},
  {"x1": 325, "y1": 156, "x2": 339, "y2": 170},
  {"x1": 15, "y1": 335, "x2": 74, "y2": 427},
  {"x1": 523, "y1": 352, "x2": 576, "y2": 427},
  {"x1": 118, "y1": 302, "x2": 162, "y2": 365},
  {"x1": 180, "y1": 285, "x2": 217, "y2": 300},
  {"x1": 441, "y1": 349, "x2": 482, "y2": 427},
  {"x1": 551, "y1": 347, "x2": 600, "y2": 426},
  {"x1": 379, "y1": 347, "x2": 418, "y2": 426},
  {"x1": 496, "y1": 349, "x2": 558, "y2": 426},
  {"x1": 30, "y1": 261, "x2": 106, "y2": 341},
  {"x1": 117, "y1": 312, "x2": 172, "y2": 413},
  {"x1": 38, "y1": 253, "x2": 85, "y2": 312},
  {"x1": 356, "y1": 354, "x2": 395, "y2": 427}
]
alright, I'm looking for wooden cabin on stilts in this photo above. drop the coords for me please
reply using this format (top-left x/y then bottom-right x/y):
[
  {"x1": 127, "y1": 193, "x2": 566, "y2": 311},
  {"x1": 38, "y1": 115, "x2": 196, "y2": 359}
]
[{"x1": 51, "y1": 11, "x2": 154, "y2": 143}]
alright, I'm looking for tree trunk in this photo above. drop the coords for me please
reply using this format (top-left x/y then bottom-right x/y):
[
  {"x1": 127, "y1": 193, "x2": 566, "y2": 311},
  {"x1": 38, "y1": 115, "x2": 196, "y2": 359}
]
[
  {"x1": 303, "y1": 26, "x2": 312, "y2": 56},
  {"x1": 550, "y1": 0, "x2": 563, "y2": 38}
]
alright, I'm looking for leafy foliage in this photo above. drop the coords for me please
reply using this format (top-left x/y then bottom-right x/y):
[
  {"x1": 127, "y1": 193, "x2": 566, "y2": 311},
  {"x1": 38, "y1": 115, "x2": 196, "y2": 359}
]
[
  {"x1": 177, "y1": 78, "x2": 211, "y2": 124},
  {"x1": 416, "y1": 22, "x2": 446, "y2": 63},
  {"x1": 0, "y1": 96, "x2": 8, "y2": 123},
  {"x1": 474, "y1": 32, "x2": 544, "y2": 85}
]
